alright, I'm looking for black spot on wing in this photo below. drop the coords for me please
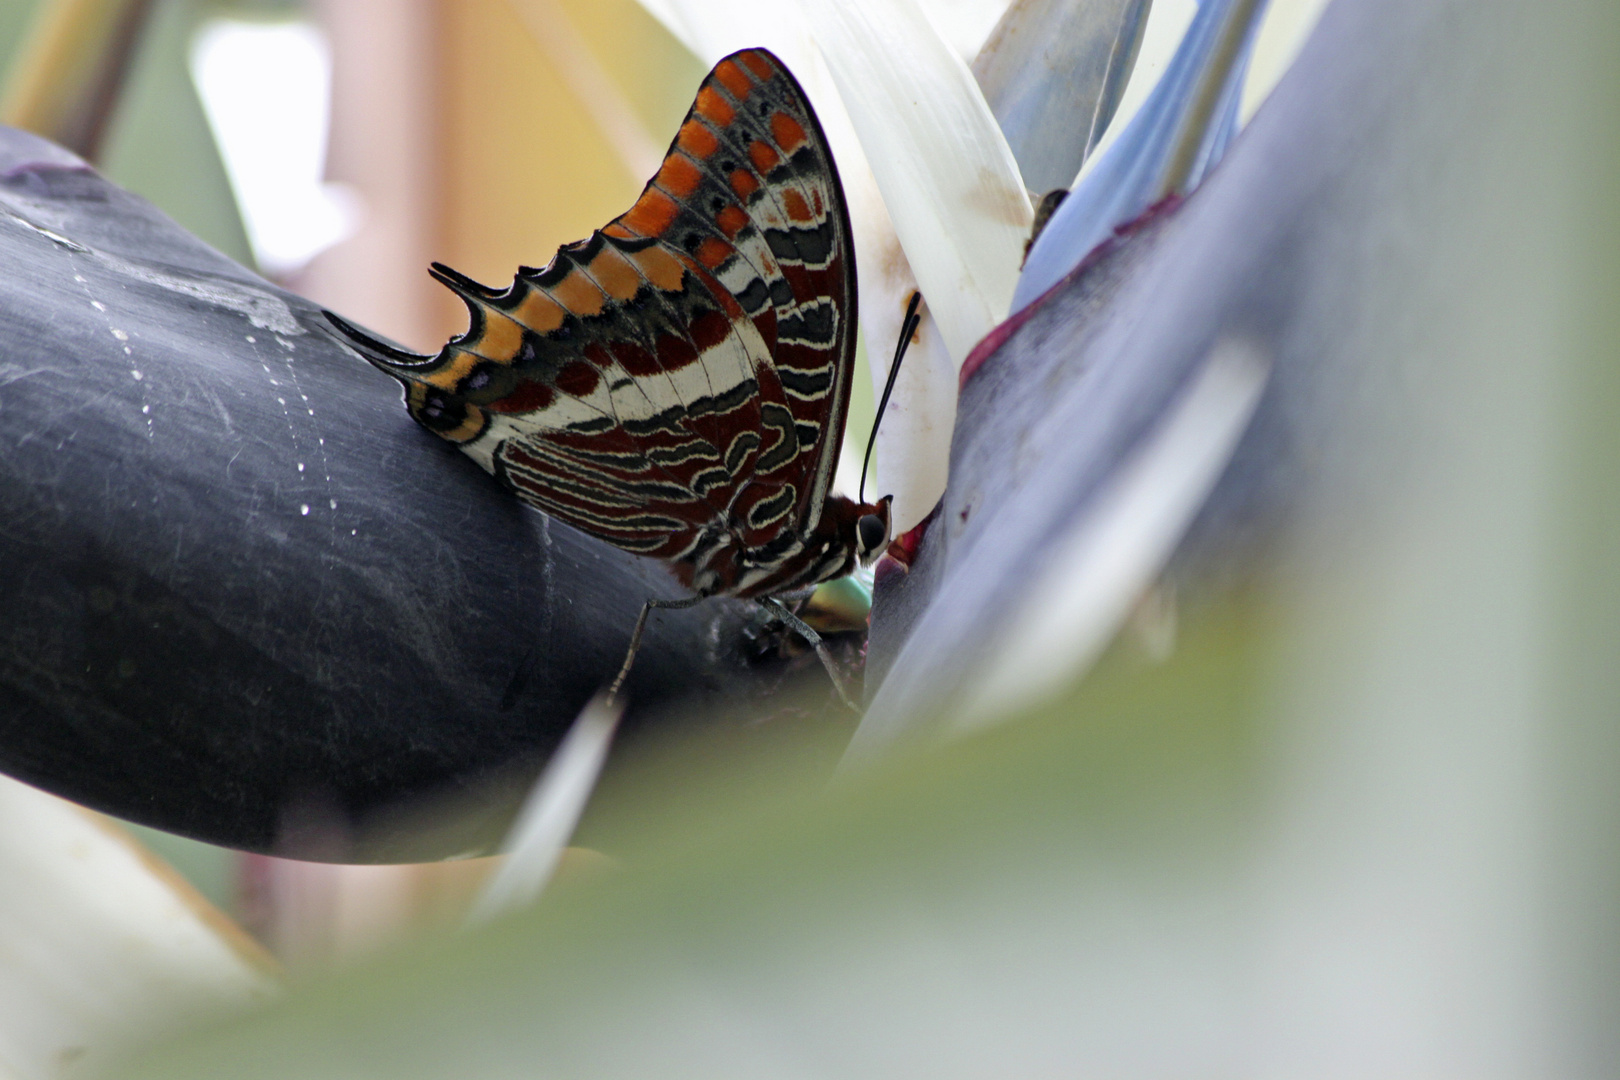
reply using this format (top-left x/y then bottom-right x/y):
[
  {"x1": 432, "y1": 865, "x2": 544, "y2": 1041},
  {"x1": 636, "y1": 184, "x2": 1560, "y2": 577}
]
[
  {"x1": 685, "y1": 376, "x2": 760, "y2": 420},
  {"x1": 777, "y1": 302, "x2": 837, "y2": 346},
  {"x1": 724, "y1": 431, "x2": 761, "y2": 476},
  {"x1": 785, "y1": 144, "x2": 824, "y2": 179},
  {"x1": 777, "y1": 366, "x2": 832, "y2": 397},
  {"x1": 763, "y1": 221, "x2": 835, "y2": 267},
  {"x1": 566, "y1": 415, "x2": 616, "y2": 435},
  {"x1": 756, "y1": 402, "x2": 800, "y2": 473},
  {"x1": 733, "y1": 275, "x2": 771, "y2": 313},
  {"x1": 692, "y1": 467, "x2": 732, "y2": 494},
  {"x1": 747, "y1": 485, "x2": 797, "y2": 529},
  {"x1": 622, "y1": 403, "x2": 689, "y2": 437},
  {"x1": 647, "y1": 440, "x2": 721, "y2": 466}
]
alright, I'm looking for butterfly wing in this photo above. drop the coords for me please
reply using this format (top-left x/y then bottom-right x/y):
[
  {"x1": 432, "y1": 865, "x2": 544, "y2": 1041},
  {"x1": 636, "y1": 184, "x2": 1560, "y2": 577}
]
[
  {"x1": 328, "y1": 49, "x2": 857, "y2": 592},
  {"x1": 604, "y1": 48, "x2": 860, "y2": 545}
]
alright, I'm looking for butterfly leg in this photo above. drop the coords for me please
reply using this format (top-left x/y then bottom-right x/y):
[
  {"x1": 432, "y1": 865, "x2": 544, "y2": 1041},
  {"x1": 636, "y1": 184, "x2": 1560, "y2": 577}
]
[
  {"x1": 758, "y1": 597, "x2": 860, "y2": 712},
  {"x1": 607, "y1": 595, "x2": 705, "y2": 706}
]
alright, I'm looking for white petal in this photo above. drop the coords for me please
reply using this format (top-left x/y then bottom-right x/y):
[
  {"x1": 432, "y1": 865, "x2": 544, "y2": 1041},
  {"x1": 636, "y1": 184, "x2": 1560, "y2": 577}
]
[
  {"x1": 872, "y1": 303, "x2": 959, "y2": 533},
  {"x1": 841, "y1": 190, "x2": 955, "y2": 533},
  {"x1": 916, "y1": 0, "x2": 1016, "y2": 61},
  {"x1": 797, "y1": 0, "x2": 1033, "y2": 365},
  {"x1": 625, "y1": 0, "x2": 816, "y2": 70},
  {"x1": 0, "y1": 776, "x2": 278, "y2": 1077}
]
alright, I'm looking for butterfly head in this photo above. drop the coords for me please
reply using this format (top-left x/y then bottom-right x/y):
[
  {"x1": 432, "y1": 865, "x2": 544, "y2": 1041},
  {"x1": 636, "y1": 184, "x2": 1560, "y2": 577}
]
[
  {"x1": 737, "y1": 493, "x2": 890, "y2": 598},
  {"x1": 853, "y1": 494, "x2": 893, "y2": 568}
]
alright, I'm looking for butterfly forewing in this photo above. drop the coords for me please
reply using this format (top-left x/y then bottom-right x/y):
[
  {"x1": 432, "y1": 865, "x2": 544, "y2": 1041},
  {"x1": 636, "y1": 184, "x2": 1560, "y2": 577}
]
[
  {"x1": 331, "y1": 48, "x2": 858, "y2": 597},
  {"x1": 603, "y1": 50, "x2": 857, "y2": 540}
]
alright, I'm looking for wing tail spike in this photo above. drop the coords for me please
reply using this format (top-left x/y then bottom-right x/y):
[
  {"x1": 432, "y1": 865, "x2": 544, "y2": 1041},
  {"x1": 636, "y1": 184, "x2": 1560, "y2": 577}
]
[
  {"x1": 323, "y1": 310, "x2": 435, "y2": 378},
  {"x1": 428, "y1": 263, "x2": 500, "y2": 342},
  {"x1": 428, "y1": 262, "x2": 501, "y2": 299}
]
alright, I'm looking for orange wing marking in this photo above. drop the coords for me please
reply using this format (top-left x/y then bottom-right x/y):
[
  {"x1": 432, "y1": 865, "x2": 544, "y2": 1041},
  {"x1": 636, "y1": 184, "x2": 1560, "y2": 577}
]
[
  {"x1": 551, "y1": 270, "x2": 607, "y2": 318},
  {"x1": 737, "y1": 50, "x2": 776, "y2": 81},
  {"x1": 655, "y1": 154, "x2": 703, "y2": 198},
  {"x1": 748, "y1": 140, "x2": 779, "y2": 174},
  {"x1": 586, "y1": 245, "x2": 643, "y2": 302},
  {"x1": 627, "y1": 245, "x2": 686, "y2": 291},
  {"x1": 677, "y1": 120, "x2": 719, "y2": 159},
  {"x1": 712, "y1": 59, "x2": 753, "y2": 101},
  {"x1": 470, "y1": 308, "x2": 527, "y2": 360},
  {"x1": 694, "y1": 86, "x2": 735, "y2": 126},
  {"x1": 511, "y1": 288, "x2": 567, "y2": 334},
  {"x1": 695, "y1": 236, "x2": 733, "y2": 269},
  {"x1": 420, "y1": 348, "x2": 482, "y2": 391},
  {"x1": 620, "y1": 188, "x2": 680, "y2": 238},
  {"x1": 769, "y1": 112, "x2": 807, "y2": 153},
  {"x1": 716, "y1": 204, "x2": 749, "y2": 238},
  {"x1": 782, "y1": 189, "x2": 813, "y2": 223}
]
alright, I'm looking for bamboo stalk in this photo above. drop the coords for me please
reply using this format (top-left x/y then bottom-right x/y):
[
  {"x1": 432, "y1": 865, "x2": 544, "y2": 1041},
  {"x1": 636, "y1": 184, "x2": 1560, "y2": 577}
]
[{"x1": 0, "y1": 0, "x2": 155, "y2": 161}]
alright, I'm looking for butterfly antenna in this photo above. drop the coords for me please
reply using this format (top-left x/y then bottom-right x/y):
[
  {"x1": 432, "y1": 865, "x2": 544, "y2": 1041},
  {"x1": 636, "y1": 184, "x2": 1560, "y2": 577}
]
[{"x1": 859, "y1": 291, "x2": 923, "y2": 505}]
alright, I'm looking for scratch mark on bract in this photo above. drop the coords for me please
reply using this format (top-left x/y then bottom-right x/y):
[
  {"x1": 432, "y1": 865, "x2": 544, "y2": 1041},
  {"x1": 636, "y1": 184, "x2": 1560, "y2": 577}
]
[{"x1": 97, "y1": 253, "x2": 304, "y2": 335}]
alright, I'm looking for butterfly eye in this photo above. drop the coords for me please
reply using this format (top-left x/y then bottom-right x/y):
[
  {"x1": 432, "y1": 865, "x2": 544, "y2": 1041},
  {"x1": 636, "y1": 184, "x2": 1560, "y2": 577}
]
[{"x1": 857, "y1": 513, "x2": 886, "y2": 555}]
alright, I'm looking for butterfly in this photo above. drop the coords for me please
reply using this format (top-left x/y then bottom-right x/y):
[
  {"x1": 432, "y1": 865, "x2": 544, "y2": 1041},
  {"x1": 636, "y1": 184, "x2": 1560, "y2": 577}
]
[{"x1": 327, "y1": 48, "x2": 892, "y2": 704}]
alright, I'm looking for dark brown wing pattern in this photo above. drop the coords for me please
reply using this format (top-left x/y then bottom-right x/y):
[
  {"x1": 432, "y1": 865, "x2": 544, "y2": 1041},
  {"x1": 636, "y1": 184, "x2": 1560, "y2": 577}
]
[{"x1": 329, "y1": 49, "x2": 877, "y2": 599}]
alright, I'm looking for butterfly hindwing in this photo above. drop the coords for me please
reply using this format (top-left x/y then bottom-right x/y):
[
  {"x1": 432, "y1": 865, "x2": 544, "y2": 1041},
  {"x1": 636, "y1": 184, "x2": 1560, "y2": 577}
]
[{"x1": 331, "y1": 48, "x2": 857, "y2": 594}]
